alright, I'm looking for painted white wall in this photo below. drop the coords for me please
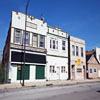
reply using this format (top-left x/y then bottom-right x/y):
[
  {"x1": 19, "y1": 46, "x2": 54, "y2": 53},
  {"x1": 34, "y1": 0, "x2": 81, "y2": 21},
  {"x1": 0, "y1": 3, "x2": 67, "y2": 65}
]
[
  {"x1": 30, "y1": 65, "x2": 35, "y2": 82},
  {"x1": 48, "y1": 27, "x2": 67, "y2": 38},
  {"x1": 10, "y1": 64, "x2": 46, "y2": 83},
  {"x1": 47, "y1": 34, "x2": 68, "y2": 57},
  {"x1": 47, "y1": 56, "x2": 68, "y2": 80},
  {"x1": 11, "y1": 11, "x2": 47, "y2": 36},
  {"x1": 46, "y1": 27, "x2": 68, "y2": 81},
  {"x1": 96, "y1": 47, "x2": 100, "y2": 63}
]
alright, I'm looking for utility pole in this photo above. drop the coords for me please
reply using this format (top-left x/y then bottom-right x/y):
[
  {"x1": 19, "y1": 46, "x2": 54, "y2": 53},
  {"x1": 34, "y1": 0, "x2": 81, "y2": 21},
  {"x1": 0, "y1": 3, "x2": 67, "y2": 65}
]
[{"x1": 22, "y1": 0, "x2": 30, "y2": 86}]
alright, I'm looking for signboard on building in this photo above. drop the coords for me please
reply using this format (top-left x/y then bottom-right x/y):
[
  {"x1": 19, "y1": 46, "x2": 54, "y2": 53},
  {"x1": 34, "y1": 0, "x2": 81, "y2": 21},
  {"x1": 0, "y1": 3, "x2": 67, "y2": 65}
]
[
  {"x1": 26, "y1": 22, "x2": 37, "y2": 29},
  {"x1": 77, "y1": 59, "x2": 81, "y2": 66}
]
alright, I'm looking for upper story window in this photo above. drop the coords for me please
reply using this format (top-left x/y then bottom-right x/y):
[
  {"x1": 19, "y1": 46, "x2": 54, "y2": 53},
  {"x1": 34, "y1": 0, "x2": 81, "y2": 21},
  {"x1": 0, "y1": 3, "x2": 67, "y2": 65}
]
[
  {"x1": 55, "y1": 41, "x2": 58, "y2": 49},
  {"x1": 50, "y1": 39, "x2": 58, "y2": 50},
  {"x1": 40, "y1": 35, "x2": 45, "y2": 48},
  {"x1": 81, "y1": 47, "x2": 83, "y2": 57},
  {"x1": 53, "y1": 40, "x2": 55, "y2": 49},
  {"x1": 76, "y1": 46, "x2": 79, "y2": 56},
  {"x1": 62, "y1": 41, "x2": 66, "y2": 50},
  {"x1": 72, "y1": 45, "x2": 75, "y2": 56},
  {"x1": 50, "y1": 39, "x2": 52, "y2": 48},
  {"x1": 24, "y1": 32, "x2": 29, "y2": 45},
  {"x1": 14, "y1": 29, "x2": 21, "y2": 44},
  {"x1": 33, "y1": 34, "x2": 38, "y2": 47}
]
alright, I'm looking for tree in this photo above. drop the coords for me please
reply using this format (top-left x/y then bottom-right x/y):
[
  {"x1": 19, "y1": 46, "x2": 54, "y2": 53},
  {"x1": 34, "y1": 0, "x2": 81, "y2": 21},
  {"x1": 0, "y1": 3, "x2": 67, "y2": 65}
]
[{"x1": 0, "y1": 62, "x2": 5, "y2": 84}]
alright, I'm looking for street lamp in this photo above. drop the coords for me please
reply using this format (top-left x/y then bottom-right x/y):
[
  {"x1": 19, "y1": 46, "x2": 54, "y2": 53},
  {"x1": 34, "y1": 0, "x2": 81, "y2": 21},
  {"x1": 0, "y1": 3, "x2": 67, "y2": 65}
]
[{"x1": 22, "y1": 0, "x2": 30, "y2": 86}]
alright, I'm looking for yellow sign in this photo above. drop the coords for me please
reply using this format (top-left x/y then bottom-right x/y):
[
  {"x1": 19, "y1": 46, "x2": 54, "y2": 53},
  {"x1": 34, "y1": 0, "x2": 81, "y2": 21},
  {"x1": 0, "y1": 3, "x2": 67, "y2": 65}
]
[
  {"x1": 77, "y1": 59, "x2": 81, "y2": 66},
  {"x1": 18, "y1": 65, "x2": 21, "y2": 71}
]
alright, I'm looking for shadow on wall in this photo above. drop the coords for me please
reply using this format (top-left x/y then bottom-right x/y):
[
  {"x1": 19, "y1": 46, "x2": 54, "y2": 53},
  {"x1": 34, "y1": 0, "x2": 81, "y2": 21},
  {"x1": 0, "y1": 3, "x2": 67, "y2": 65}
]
[
  {"x1": 0, "y1": 63, "x2": 5, "y2": 84},
  {"x1": 96, "y1": 90, "x2": 100, "y2": 93}
]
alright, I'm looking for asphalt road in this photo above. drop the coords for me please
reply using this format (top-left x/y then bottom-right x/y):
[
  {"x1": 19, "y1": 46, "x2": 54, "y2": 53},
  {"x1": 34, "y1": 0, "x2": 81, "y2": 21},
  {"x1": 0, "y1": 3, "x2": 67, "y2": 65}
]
[{"x1": 0, "y1": 82, "x2": 100, "y2": 100}]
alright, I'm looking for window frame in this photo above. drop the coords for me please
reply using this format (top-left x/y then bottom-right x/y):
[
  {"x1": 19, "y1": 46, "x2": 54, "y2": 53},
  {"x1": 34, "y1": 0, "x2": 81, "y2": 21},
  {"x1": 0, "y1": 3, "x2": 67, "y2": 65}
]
[
  {"x1": 61, "y1": 66, "x2": 66, "y2": 73},
  {"x1": 14, "y1": 29, "x2": 22, "y2": 44},
  {"x1": 50, "y1": 66, "x2": 55, "y2": 73},
  {"x1": 39, "y1": 35, "x2": 45, "y2": 48},
  {"x1": 76, "y1": 46, "x2": 79, "y2": 56},
  {"x1": 72, "y1": 45, "x2": 75, "y2": 56},
  {"x1": 62, "y1": 40, "x2": 66, "y2": 51},
  {"x1": 81, "y1": 47, "x2": 84, "y2": 57},
  {"x1": 94, "y1": 68, "x2": 96, "y2": 72},
  {"x1": 32, "y1": 33, "x2": 38, "y2": 47},
  {"x1": 23, "y1": 31, "x2": 30, "y2": 45},
  {"x1": 90, "y1": 68, "x2": 92, "y2": 73},
  {"x1": 50, "y1": 38, "x2": 58, "y2": 50}
]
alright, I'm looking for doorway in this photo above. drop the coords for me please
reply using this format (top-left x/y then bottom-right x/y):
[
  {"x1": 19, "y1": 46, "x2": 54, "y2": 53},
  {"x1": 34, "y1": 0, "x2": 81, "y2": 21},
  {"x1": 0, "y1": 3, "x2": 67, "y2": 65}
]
[
  {"x1": 72, "y1": 65, "x2": 75, "y2": 80},
  {"x1": 83, "y1": 66, "x2": 85, "y2": 79},
  {"x1": 56, "y1": 66, "x2": 60, "y2": 80}
]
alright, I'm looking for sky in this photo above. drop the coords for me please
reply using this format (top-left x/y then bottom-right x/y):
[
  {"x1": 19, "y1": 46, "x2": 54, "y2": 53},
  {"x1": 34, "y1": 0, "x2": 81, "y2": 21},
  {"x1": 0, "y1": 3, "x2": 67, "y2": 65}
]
[{"x1": 0, "y1": 0, "x2": 100, "y2": 54}]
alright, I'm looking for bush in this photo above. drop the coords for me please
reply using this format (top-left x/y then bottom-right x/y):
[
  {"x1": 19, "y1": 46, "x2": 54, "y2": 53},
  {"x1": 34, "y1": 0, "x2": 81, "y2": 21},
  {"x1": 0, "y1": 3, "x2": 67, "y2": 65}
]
[{"x1": 0, "y1": 63, "x2": 5, "y2": 84}]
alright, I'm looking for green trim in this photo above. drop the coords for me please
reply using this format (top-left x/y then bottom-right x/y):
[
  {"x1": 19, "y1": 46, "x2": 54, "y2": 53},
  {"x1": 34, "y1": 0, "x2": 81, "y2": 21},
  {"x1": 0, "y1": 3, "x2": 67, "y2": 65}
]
[
  {"x1": 17, "y1": 65, "x2": 30, "y2": 80},
  {"x1": 47, "y1": 54, "x2": 68, "y2": 58},
  {"x1": 47, "y1": 32, "x2": 68, "y2": 39},
  {"x1": 36, "y1": 65, "x2": 45, "y2": 79}
]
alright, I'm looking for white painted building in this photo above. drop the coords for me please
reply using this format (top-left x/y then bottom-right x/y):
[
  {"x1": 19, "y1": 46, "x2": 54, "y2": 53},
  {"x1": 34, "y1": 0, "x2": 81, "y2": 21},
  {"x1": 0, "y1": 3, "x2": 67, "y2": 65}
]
[
  {"x1": 95, "y1": 47, "x2": 100, "y2": 77},
  {"x1": 3, "y1": 11, "x2": 69, "y2": 83},
  {"x1": 3, "y1": 11, "x2": 47, "y2": 83},
  {"x1": 46, "y1": 26, "x2": 68, "y2": 80},
  {"x1": 96, "y1": 47, "x2": 100, "y2": 63}
]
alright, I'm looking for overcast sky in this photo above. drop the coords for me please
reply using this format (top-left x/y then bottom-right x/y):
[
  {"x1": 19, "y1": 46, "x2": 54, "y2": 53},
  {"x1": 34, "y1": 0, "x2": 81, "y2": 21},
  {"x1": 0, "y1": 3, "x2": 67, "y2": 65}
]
[{"x1": 0, "y1": 0, "x2": 100, "y2": 52}]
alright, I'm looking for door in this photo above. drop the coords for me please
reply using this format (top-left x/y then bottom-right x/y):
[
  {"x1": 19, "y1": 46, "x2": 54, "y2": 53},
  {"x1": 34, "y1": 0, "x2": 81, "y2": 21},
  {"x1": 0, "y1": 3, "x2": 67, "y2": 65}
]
[
  {"x1": 83, "y1": 66, "x2": 85, "y2": 79},
  {"x1": 56, "y1": 67, "x2": 60, "y2": 80},
  {"x1": 98, "y1": 70, "x2": 100, "y2": 78},
  {"x1": 36, "y1": 65, "x2": 45, "y2": 79},
  {"x1": 17, "y1": 65, "x2": 30, "y2": 80},
  {"x1": 72, "y1": 65, "x2": 75, "y2": 80}
]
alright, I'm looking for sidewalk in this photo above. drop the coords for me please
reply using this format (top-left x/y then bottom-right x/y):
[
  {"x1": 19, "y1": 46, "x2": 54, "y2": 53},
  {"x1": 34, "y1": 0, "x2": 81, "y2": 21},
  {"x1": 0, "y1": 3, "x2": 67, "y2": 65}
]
[{"x1": 0, "y1": 79, "x2": 100, "y2": 90}]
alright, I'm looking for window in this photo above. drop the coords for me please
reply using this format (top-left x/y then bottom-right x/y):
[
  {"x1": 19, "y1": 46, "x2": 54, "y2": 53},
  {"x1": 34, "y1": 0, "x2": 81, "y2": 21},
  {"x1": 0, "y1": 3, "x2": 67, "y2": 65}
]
[
  {"x1": 62, "y1": 41, "x2": 66, "y2": 50},
  {"x1": 81, "y1": 47, "x2": 83, "y2": 57},
  {"x1": 50, "y1": 39, "x2": 58, "y2": 50},
  {"x1": 24, "y1": 32, "x2": 29, "y2": 45},
  {"x1": 76, "y1": 46, "x2": 79, "y2": 56},
  {"x1": 50, "y1": 39, "x2": 52, "y2": 48},
  {"x1": 61, "y1": 66, "x2": 66, "y2": 73},
  {"x1": 50, "y1": 66, "x2": 55, "y2": 73},
  {"x1": 90, "y1": 68, "x2": 92, "y2": 73},
  {"x1": 40, "y1": 35, "x2": 44, "y2": 48},
  {"x1": 33, "y1": 34, "x2": 38, "y2": 47},
  {"x1": 55, "y1": 41, "x2": 58, "y2": 49},
  {"x1": 94, "y1": 68, "x2": 96, "y2": 72},
  {"x1": 14, "y1": 29, "x2": 21, "y2": 44},
  {"x1": 53, "y1": 40, "x2": 55, "y2": 49},
  {"x1": 72, "y1": 45, "x2": 75, "y2": 56}
]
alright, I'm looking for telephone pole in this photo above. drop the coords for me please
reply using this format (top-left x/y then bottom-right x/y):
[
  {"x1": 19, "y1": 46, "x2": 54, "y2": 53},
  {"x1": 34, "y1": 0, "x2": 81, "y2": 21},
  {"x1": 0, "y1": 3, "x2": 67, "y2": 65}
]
[{"x1": 22, "y1": 0, "x2": 30, "y2": 86}]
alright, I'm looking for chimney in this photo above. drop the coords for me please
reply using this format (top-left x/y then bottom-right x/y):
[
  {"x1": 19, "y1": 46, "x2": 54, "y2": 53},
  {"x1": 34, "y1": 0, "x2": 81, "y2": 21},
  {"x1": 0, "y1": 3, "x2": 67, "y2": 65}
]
[{"x1": 41, "y1": 18, "x2": 45, "y2": 23}]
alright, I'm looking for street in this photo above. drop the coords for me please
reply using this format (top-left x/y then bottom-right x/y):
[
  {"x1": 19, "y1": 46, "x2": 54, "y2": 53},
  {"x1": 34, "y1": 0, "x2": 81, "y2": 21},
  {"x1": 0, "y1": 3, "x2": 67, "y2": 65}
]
[{"x1": 0, "y1": 82, "x2": 100, "y2": 100}]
